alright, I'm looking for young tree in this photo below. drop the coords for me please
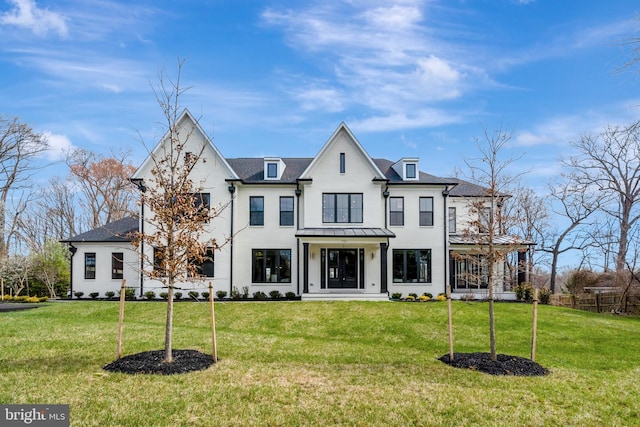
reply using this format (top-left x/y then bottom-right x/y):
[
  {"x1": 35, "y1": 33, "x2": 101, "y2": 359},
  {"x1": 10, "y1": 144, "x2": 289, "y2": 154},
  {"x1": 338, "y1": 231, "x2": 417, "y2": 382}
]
[
  {"x1": 460, "y1": 124, "x2": 525, "y2": 361},
  {"x1": 133, "y1": 61, "x2": 227, "y2": 363},
  {"x1": 66, "y1": 149, "x2": 137, "y2": 231},
  {"x1": 30, "y1": 239, "x2": 70, "y2": 298},
  {"x1": 0, "y1": 115, "x2": 48, "y2": 258}
]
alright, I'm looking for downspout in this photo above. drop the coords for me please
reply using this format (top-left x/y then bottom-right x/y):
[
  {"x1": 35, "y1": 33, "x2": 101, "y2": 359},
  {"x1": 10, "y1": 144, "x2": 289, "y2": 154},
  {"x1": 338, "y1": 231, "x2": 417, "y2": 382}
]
[
  {"x1": 68, "y1": 245, "x2": 77, "y2": 299},
  {"x1": 382, "y1": 186, "x2": 390, "y2": 295},
  {"x1": 131, "y1": 179, "x2": 146, "y2": 297},
  {"x1": 383, "y1": 186, "x2": 389, "y2": 228},
  {"x1": 295, "y1": 186, "x2": 302, "y2": 296},
  {"x1": 228, "y1": 184, "x2": 236, "y2": 296},
  {"x1": 442, "y1": 186, "x2": 452, "y2": 293}
]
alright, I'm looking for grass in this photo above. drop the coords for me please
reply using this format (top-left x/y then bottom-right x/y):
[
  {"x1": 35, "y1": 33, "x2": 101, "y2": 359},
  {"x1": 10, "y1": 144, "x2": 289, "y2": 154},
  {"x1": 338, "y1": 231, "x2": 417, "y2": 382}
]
[{"x1": 1, "y1": 300, "x2": 640, "y2": 426}]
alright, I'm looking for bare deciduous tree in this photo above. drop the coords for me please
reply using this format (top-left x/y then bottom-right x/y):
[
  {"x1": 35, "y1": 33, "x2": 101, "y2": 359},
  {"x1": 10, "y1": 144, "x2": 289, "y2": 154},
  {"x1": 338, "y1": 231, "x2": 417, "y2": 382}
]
[
  {"x1": 0, "y1": 115, "x2": 48, "y2": 258},
  {"x1": 565, "y1": 121, "x2": 640, "y2": 280}
]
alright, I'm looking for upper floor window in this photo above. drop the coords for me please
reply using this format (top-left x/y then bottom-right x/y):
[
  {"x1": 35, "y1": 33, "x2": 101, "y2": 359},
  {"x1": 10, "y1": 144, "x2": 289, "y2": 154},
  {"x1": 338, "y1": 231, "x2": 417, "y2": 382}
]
[
  {"x1": 191, "y1": 248, "x2": 215, "y2": 278},
  {"x1": 449, "y1": 207, "x2": 457, "y2": 233},
  {"x1": 267, "y1": 162, "x2": 278, "y2": 179},
  {"x1": 406, "y1": 163, "x2": 417, "y2": 179},
  {"x1": 85, "y1": 253, "x2": 96, "y2": 279},
  {"x1": 112, "y1": 252, "x2": 123, "y2": 280},
  {"x1": 250, "y1": 196, "x2": 264, "y2": 226},
  {"x1": 419, "y1": 197, "x2": 434, "y2": 226},
  {"x1": 389, "y1": 197, "x2": 404, "y2": 226},
  {"x1": 322, "y1": 193, "x2": 363, "y2": 223},
  {"x1": 480, "y1": 206, "x2": 492, "y2": 233},
  {"x1": 280, "y1": 196, "x2": 294, "y2": 226},
  {"x1": 340, "y1": 153, "x2": 345, "y2": 174}
]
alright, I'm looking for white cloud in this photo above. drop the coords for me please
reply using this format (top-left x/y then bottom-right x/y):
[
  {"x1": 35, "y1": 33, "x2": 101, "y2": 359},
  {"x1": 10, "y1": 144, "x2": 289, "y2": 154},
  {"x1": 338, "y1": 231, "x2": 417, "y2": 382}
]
[
  {"x1": 43, "y1": 132, "x2": 74, "y2": 161},
  {"x1": 0, "y1": 0, "x2": 68, "y2": 37},
  {"x1": 351, "y1": 109, "x2": 464, "y2": 132}
]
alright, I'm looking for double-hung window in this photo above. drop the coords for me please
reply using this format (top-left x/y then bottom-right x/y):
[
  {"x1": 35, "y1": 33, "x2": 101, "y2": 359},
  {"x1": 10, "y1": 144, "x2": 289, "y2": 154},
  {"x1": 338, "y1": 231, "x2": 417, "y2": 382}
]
[
  {"x1": 392, "y1": 249, "x2": 432, "y2": 283},
  {"x1": 419, "y1": 197, "x2": 434, "y2": 226},
  {"x1": 252, "y1": 249, "x2": 292, "y2": 283},
  {"x1": 85, "y1": 253, "x2": 96, "y2": 279},
  {"x1": 322, "y1": 193, "x2": 363, "y2": 223},
  {"x1": 250, "y1": 196, "x2": 264, "y2": 226},
  {"x1": 389, "y1": 197, "x2": 404, "y2": 226},
  {"x1": 112, "y1": 252, "x2": 123, "y2": 279},
  {"x1": 280, "y1": 196, "x2": 294, "y2": 226}
]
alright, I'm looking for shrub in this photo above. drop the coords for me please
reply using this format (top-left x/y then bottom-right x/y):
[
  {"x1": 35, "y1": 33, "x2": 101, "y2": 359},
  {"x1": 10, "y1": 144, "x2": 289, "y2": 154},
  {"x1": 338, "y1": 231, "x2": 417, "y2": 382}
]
[
  {"x1": 105, "y1": 291, "x2": 115, "y2": 299},
  {"x1": 435, "y1": 294, "x2": 446, "y2": 302},
  {"x1": 174, "y1": 292, "x2": 183, "y2": 300},
  {"x1": 418, "y1": 294, "x2": 430, "y2": 301},
  {"x1": 391, "y1": 292, "x2": 402, "y2": 300},
  {"x1": 188, "y1": 291, "x2": 199, "y2": 300},
  {"x1": 538, "y1": 287, "x2": 551, "y2": 305},
  {"x1": 144, "y1": 291, "x2": 156, "y2": 300},
  {"x1": 242, "y1": 286, "x2": 250, "y2": 299},
  {"x1": 269, "y1": 290, "x2": 282, "y2": 299},
  {"x1": 74, "y1": 292, "x2": 84, "y2": 299},
  {"x1": 159, "y1": 292, "x2": 169, "y2": 300},
  {"x1": 231, "y1": 286, "x2": 241, "y2": 300},
  {"x1": 89, "y1": 292, "x2": 100, "y2": 299},
  {"x1": 201, "y1": 292, "x2": 210, "y2": 299},
  {"x1": 408, "y1": 293, "x2": 418, "y2": 299},
  {"x1": 2, "y1": 295, "x2": 13, "y2": 301},
  {"x1": 38, "y1": 297, "x2": 48, "y2": 303},
  {"x1": 422, "y1": 292, "x2": 433, "y2": 299},
  {"x1": 216, "y1": 290, "x2": 227, "y2": 299},
  {"x1": 285, "y1": 291, "x2": 296, "y2": 300},
  {"x1": 405, "y1": 295, "x2": 416, "y2": 302},
  {"x1": 515, "y1": 282, "x2": 534, "y2": 302},
  {"x1": 253, "y1": 291, "x2": 267, "y2": 300},
  {"x1": 118, "y1": 288, "x2": 136, "y2": 300}
]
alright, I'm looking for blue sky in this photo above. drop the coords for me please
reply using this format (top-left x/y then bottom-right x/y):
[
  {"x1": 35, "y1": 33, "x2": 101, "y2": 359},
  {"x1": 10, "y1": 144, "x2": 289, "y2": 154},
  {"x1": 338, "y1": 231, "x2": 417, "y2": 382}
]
[{"x1": 1, "y1": 0, "x2": 639, "y2": 190}]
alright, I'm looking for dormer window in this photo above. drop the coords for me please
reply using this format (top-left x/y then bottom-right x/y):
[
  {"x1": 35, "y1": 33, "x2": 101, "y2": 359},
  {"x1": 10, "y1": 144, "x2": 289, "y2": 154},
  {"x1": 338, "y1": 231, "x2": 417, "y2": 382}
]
[
  {"x1": 267, "y1": 162, "x2": 278, "y2": 178},
  {"x1": 264, "y1": 157, "x2": 285, "y2": 180},
  {"x1": 406, "y1": 163, "x2": 416, "y2": 179}
]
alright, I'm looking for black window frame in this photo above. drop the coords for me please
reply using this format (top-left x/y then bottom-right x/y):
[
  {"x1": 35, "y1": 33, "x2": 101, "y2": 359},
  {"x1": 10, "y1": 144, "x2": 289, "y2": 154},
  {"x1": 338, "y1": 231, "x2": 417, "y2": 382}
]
[
  {"x1": 340, "y1": 152, "x2": 345, "y2": 173},
  {"x1": 266, "y1": 162, "x2": 278, "y2": 179},
  {"x1": 389, "y1": 197, "x2": 404, "y2": 226},
  {"x1": 252, "y1": 249, "x2": 292, "y2": 283},
  {"x1": 392, "y1": 249, "x2": 432, "y2": 283},
  {"x1": 406, "y1": 163, "x2": 417, "y2": 179},
  {"x1": 190, "y1": 248, "x2": 215, "y2": 278},
  {"x1": 112, "y1": 252, "x2": 124, "y2": 280},
  {"x1": 449, "y1": 206, "x2": 456, "y2": 233},
  {"x1": 322, "y1": 193, "x2": 363, "y2": 223},
  {"x1": 419, "y1": 197, "x2": 434, "y2": 226},
  {"x1": 279, "y1": 196, "x2": 294, "y2": 226},
  {"x1": 84, "y1": 252, "x2": 96, "y2": 279},
  {"x1": 250, "y1": 196, "x2": 264, "y2": 226}
]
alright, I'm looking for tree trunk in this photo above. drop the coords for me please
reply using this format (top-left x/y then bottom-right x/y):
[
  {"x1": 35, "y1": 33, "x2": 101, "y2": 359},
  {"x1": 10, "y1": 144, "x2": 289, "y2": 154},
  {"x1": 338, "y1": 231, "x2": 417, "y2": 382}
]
[{"x1": 164, "y1": 284, "x2": 174, "y2": 363}]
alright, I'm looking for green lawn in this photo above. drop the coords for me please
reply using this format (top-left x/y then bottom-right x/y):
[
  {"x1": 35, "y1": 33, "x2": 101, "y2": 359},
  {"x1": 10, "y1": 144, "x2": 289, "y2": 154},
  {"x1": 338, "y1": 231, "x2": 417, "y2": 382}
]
[{"x1": 1, "y1": 300, "x2": 639, "y2": 426}]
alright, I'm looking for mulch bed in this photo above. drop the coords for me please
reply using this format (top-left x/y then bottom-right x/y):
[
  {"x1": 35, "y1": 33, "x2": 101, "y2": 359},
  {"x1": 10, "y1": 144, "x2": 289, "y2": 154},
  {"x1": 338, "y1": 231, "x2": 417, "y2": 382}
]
[
  {"x1": 103, "y1": 349, "x2": 215, "y2": 375},
  {"x1": 439, "y1": 352, "x2": 548, "y2": 376}
]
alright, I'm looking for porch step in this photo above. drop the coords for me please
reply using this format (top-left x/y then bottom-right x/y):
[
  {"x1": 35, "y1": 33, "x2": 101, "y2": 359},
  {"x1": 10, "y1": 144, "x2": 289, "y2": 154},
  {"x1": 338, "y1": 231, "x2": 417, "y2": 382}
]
[{"x1": 302, "y1": 293, "x2": 390, "y2": 302}]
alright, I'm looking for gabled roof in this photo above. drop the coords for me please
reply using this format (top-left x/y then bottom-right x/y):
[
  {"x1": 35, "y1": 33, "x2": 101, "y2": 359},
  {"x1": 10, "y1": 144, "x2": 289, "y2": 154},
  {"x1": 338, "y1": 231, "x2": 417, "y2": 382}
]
[
  {"x1": 299, "y1": 122, "x2": 386, "y2": 180},
  {"x1": 131, "y1": 108, "x2": 239, "y2": 181},
  {"x1": 447, "y1": 177, "x2": 511, "y2": 198},
  {"x1": 227, "y1": 158, "x2": 313, "y2": 183},
  {"x1": 62, "y1": 217, "x2": 139, "y2": 243}
]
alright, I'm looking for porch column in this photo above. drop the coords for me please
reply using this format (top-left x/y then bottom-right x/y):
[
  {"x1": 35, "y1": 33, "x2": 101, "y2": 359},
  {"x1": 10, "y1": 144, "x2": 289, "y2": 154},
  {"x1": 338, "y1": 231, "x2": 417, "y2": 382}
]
[
  {"x1": 380, "y1": 242, "x2": 388, "y2": 294},
  {"x1": 518, "y1": 250, "x2": 527, "y2": 285},
  {"x1": 303, "y1": 242, "x2": 309, "y2": 293}
]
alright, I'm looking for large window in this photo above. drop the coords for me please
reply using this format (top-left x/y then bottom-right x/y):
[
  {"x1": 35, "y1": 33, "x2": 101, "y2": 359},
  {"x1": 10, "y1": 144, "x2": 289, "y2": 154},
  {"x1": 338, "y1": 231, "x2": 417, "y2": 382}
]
[
  {"x1": 451, "y1": 253, "x2": 488, "y2": 290},
  {"x1": 392, "y1": 249, "x2": 431, "y2": 283},
  {"x1": 419, "y1": 197, "x2": 434, "y2": 226},
  {"x1": 252, "y1": 249, "x2": 291, "y2": 283},
  {"x1": 389, "y1": 197, "x2": 404, "y2": 226},
  {"x1": 85, "y1": 253, "x2": 96, "y2": 279},
  {"x1": 449, "y1": 207, "x2": 456, "y2": 233},
  {"x1": 322, "y1": 193, "x2": 363, "y2": 223},
  {"x1": 250, "y1": 196, "x2": 264, "y2": 226},
  {"x1": 280, "y1": 196, "x2": 294, "y2": 226},
  {"x1": 112, "y1": 252, "x2": 123, "y2": 279}
]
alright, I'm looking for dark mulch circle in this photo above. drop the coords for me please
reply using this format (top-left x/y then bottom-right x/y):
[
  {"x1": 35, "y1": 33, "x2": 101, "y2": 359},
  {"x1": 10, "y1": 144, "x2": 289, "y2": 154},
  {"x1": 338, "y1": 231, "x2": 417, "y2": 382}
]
[
  {"x1": 103, "y1": 349, "x2": 215, "y2": 375},
  {"x1": 439, "y1": 352, "x2": 548, "y2": 376}
]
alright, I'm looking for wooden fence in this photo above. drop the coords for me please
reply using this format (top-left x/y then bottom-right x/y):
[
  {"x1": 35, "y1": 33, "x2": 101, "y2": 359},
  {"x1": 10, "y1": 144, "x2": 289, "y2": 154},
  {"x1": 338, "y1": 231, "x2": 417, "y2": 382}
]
[{"x1": 551, "y1": 292, "x2": 640, "y2": 314}]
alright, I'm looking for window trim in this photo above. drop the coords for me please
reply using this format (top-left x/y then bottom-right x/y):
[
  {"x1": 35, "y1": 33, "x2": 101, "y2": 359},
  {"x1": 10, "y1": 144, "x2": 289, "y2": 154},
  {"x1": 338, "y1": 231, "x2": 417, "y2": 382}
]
[
  {"x1": 392, "y1": 249, "x2": 432, "y2": 283},
  {"x1": 322, "y1": 193, "x2": 363, "y2": 223},
  {"x1": 449, "y1": 206, "x2": 456, "y2": 233},
  {"x1": 112, "y1": 252, "x2": 124, "y2": 280},
  {"x1": 252, "y1": 249, "x2": 292, "y2": 283},
  {"x1": 419, "y1": 197, "x2": 434, "y2": 226},
  {"x1": 389, "y1": 196, "x2": 404, "y2": 226},
  {"x1": 266, "y1": 162, "x2": 278, "y2": 179},
  {"x1": 340, "y1": 153, "x2": 346, "y2": 174},
  {"x1": 84, "y1": 252, "x2": 96, "y2": 280},
  {"x1": 250, "y1": 196, "x2": 264, "y2": 226},
  {"x1": 279, "y1": 196, "x2": 294, "y2": 226},
  {"x1": 406, "y1": 163, "x2": 417, "y2": 179}
]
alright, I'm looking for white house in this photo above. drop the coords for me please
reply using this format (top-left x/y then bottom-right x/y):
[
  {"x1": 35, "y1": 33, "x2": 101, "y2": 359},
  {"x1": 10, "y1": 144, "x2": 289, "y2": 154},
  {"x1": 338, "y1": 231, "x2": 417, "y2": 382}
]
[{"x1": 63, "y1": 110, "x2": 530, "y2": 300}]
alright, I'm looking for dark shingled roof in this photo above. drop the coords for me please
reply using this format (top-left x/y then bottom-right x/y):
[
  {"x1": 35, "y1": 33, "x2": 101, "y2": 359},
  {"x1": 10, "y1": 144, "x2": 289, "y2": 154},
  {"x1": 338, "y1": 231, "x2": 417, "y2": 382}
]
[
  {"x1": 226, "y1": 158, "x2": 312, "y2": 183},
  {"x1": 373, "y1": 159, "x2": 458, "y2": 185},
  {"x1": 62, "y1": 217, "x2": 139, "y2": 243}
]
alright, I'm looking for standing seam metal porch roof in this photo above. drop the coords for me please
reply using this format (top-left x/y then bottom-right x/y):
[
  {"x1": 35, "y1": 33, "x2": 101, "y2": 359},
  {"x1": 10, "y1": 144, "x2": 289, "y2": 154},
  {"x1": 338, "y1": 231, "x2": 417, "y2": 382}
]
[{"x1": 296, "y1": 228, "x2": 396, "y2": 238}]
